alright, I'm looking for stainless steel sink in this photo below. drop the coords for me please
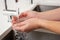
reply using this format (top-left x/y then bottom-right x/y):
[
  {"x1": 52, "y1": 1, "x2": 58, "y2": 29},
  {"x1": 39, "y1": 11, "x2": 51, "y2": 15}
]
[
  {"x1": 40, "y1": 5, "x2": 60, "y2": 12},
  {"x1": 26, "y1": 31, "x2": 60, "y2": 40}
]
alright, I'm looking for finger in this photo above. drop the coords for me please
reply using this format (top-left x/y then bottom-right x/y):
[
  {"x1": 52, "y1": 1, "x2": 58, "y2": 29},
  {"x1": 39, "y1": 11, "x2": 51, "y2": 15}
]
[
  {"x1": 13, "y1": 24, "x2": 28, "y2": 32},
  {"x1": 19, "y1": 12, "x2": 27, "y2": 19},
  {"x1": 12, "y1": 21, "x2": 26, "y2": 28},
  {"x1": 19, "y1": 17, "x2": 29, "y2": 22},
  {"x1": 12, "y1": 16, "x2": 18, "y2": 24},
  {"x1": 12, "y1": 19, "x2": 29, "y2": 31},
  {"x1": 12, "y1": 21, "x2": 26, "y2": 31}
]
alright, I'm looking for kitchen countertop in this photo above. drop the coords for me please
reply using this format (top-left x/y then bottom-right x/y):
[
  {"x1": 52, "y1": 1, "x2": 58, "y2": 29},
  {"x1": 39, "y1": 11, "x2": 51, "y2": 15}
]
[{"x1": 0, "y1": 13, "x2": 12, "y2": 40}]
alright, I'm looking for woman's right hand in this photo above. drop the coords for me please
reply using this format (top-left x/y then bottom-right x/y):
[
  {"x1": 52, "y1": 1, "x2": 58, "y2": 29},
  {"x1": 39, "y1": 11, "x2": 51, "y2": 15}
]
[{"x1": 18, "y1": 11, "x2": 39, "y2": 21}]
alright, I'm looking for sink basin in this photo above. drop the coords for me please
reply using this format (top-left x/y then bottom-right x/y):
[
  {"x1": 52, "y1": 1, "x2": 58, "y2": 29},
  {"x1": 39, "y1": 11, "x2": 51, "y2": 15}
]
[
  {"x1": 26, "y1": 31, "x2": 60, "y2": 40},
  {"x1": 40, "y1": 5, "x2": 60, "y2": 12}
]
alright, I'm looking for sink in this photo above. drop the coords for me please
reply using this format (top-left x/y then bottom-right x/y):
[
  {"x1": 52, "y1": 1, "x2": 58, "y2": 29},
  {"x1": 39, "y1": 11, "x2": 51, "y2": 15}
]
[
  {"x1": 40, "y1": 5, "x2": 60, "y2": 12},
  {"x1": 25, "y1": 31, "x2": 60, "y2": 40}
]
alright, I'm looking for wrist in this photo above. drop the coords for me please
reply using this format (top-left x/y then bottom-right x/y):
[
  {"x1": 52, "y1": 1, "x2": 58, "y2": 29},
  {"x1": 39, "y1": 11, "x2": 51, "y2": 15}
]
[
  {"x1": 36, "y1": 12, "x2": 40, "y2": 18},
  {"x1": 38, "y1": 19, "x2": 47, "y2": 28},
  {"x1": 36, "y1": 12, "x2": 43, "y2": 19}
]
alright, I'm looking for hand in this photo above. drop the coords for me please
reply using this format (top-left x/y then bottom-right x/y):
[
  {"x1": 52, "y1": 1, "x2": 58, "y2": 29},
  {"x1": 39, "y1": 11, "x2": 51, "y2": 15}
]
[
  {"x1": 12, "y1": 18, "x2": 41, "y2": 32},
  {"x1": 19, "y1": 11, "x2": 39, "y2": 20},
  {"x1": 12, "y1": 11, "x2": 40, "y2": 24}
]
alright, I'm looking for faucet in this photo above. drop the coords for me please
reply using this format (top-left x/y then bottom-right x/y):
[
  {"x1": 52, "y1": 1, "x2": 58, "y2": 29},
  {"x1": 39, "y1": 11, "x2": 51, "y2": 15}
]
[
  {"x1": 31, "y1": 0, "x2": 33, "y2": 4},
  {"x1": 3, "y1": 8, "x2": 19, "y2": 22}
]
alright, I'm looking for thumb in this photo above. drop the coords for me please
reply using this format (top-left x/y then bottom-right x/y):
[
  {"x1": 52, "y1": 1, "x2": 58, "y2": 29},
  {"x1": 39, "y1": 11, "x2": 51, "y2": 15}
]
[{"x1": 12, "y1": 16, "x2": 18, "y2": 24}]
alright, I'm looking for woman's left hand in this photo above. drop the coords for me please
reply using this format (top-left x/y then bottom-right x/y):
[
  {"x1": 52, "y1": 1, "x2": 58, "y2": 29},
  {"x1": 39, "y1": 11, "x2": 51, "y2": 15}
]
[{"x1": 12, "y1": 18, "x2": 41, "y2": 32}]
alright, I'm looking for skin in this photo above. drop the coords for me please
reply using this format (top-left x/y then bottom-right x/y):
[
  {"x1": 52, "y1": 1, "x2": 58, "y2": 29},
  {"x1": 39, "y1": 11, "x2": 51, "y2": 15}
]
[
  {"x1": 12, "y1": 8, "x2": 60, "y2": 34},
  {"x1": 19, "y1": 8, "x2": 60, "y2": 21}
]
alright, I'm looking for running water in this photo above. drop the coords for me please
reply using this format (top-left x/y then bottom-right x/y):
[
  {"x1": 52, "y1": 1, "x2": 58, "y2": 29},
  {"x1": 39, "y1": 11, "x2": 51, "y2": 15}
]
[{"x1": 14, "y1": 31, "x2": 28, "y2": 40}]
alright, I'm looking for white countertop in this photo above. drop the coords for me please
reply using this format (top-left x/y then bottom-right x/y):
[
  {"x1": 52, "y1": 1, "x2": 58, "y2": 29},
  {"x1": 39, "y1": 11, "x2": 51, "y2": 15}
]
[{"x1": 0, "y1": 13, "x2": 12, "y2": 40}]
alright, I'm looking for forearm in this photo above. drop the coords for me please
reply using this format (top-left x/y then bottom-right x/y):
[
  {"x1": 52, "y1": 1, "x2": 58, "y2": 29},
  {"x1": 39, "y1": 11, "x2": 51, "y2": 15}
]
[
  {"x1": 37, "y1": 8, "x2": 60, "y2": 21},
  {"x1": 38, "y1": 20, "x2": 60, "y2": 34}
]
